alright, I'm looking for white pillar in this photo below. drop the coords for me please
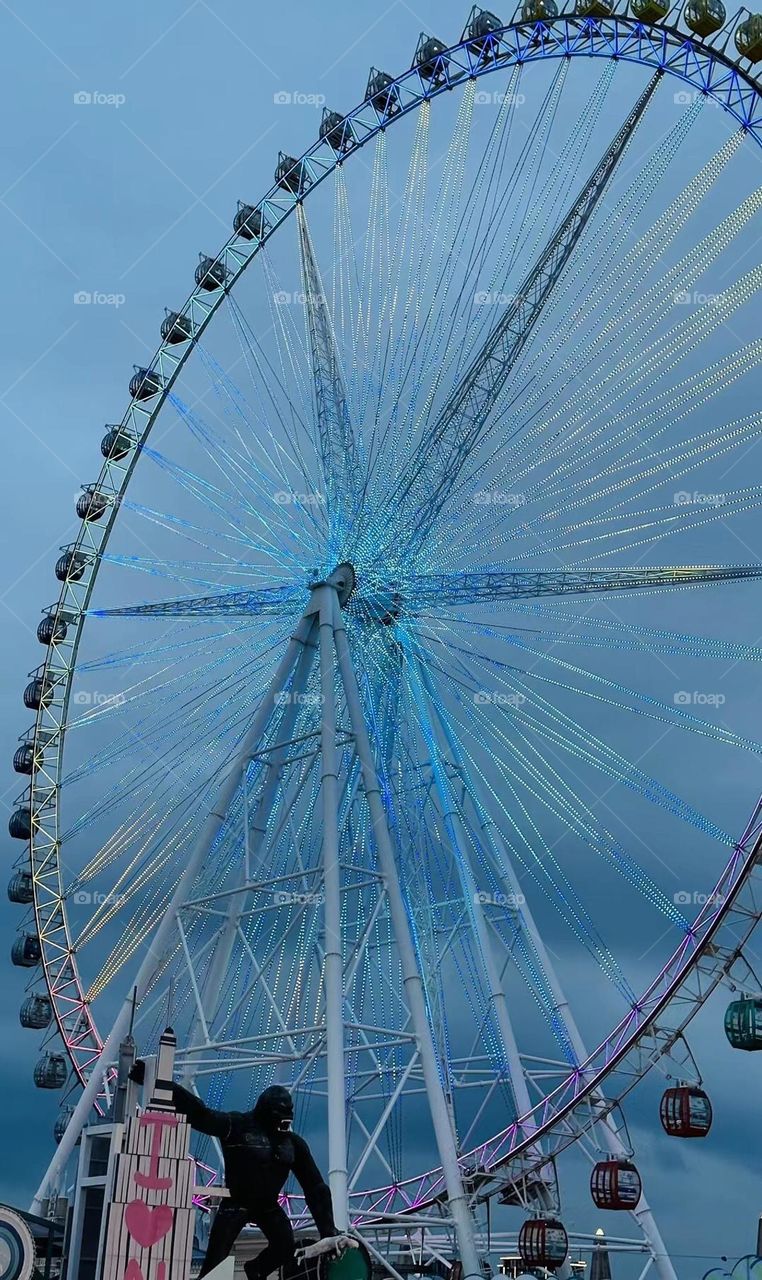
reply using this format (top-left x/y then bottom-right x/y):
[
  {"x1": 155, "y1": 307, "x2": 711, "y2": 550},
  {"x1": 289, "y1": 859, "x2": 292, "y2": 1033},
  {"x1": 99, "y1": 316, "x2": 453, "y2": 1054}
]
[
  {"x1": 317, "y1": 583, "x2": 349, "y2": 1229},
  {"x1": 332, "y1": 592, "x2": 482, "y2": 1280}
]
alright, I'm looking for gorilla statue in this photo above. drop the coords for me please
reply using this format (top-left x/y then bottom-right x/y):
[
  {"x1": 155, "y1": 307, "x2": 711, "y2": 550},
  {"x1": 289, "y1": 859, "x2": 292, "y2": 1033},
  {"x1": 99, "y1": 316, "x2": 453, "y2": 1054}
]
[{"x1": 129, "y1": 1062, "x2": 337, "y2": 1279}]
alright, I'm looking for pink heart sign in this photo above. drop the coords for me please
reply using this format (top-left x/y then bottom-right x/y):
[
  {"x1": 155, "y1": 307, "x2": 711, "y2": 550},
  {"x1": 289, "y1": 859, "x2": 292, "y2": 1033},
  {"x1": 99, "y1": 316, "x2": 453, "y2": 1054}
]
[{"x1": 124, "y1": 1200, "x2": 174, "y2": 1249}]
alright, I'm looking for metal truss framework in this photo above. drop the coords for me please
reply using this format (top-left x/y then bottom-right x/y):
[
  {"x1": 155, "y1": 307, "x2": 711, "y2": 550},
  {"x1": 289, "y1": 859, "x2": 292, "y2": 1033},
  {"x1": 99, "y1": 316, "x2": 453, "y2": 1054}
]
[
  {"x1": 32, "y1": 563, "x2": 762, "y2": 1280},
  {"x1": 88, "y1": 567, "x2": 762, "y2": 621},
  {"x1": 296, "y1": 204, "x2": 362, "y2": 549},
  {"x1": 15, "y1": 18, "x2": 762, "y2": 1280},
  {"x1": 382, "y1": 74, "x2": 661, "y2": 552},
  {"x1": 16, "y1": 11, "x2": 762, "y2": 1114}
]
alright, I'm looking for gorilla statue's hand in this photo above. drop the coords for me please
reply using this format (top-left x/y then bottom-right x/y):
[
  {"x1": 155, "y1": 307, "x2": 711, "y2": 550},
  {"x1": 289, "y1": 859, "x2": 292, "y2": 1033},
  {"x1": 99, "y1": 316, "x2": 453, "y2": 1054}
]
[
  {"x1": 295, "y1": 1236, "x2": 359, "y2": 1265},
  {"x1": 128, "y1": 1059, "x2": 146, "y2": 1085}
]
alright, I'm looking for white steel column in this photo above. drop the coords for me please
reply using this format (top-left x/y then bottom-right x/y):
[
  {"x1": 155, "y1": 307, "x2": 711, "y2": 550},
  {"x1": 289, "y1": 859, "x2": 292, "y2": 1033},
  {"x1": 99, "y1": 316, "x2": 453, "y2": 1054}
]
[
  {"x1": 179, "y1": 616, "x2": 319, "y2": 1086},
  {"x1": 418, "y1": 661, "x2": 677, "y2": 1280},
  {"x1": 331, "y1": 590, "x2": 482, "y2": 1280},
  {"x1": 406, "y1": 654, "x2": 546, "y2": 1135},
  {"x1": 317, "y1": 583, "x2": 349, "y2": 1229},
  {"x1": 405, "y1": 652, "x2": 567, "y2": 1268},
  {"x1": 32, "y1": 609, "x2": 318, "y2": 1214}
]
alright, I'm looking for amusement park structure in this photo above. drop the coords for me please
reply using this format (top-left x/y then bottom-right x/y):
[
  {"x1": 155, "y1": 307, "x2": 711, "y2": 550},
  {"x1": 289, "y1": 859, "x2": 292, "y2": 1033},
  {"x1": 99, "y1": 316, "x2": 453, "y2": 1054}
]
[{"x1": 7, "y1": 3, "x2": 762, "y2": 1277}]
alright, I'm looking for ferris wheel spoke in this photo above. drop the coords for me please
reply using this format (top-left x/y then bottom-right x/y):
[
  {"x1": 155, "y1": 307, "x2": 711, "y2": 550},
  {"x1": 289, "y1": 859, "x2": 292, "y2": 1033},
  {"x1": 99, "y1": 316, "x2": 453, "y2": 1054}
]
[
  {"x1": 399, "y1": 636, "x2": 577, "y2": 1191},
  {"x1": 352, "y1": 134, "x2": 391, "y2": 426},
  {"x1": 414, "y1": 616, "x2": 737, "y2": 967},
  {"x1": 256, "y1": 251, "x2": 315, "y2": 412},
  {"x1": 522, "y1": 488, "x2": 762, "y2": 561},
  {"x1": 501, "y1": 220, "x2": 762, "y2": 493},
  {"x1": 409, "y1": 651, "x2": 677, "y2": 1264},
  {"x1": 365, "y1": 72, "x2": 525, "y2": 484},
  {"x1": 379, "y1": 62, "x2": 576, "y2": 471},
  {"x1": 445, "y1": 382, "x2": 762, "y2": 566},
  {"x1": 535, "y1": 488, "x2": 762, "y2": 545},
  {"x1": 489, "y1": 602, "x2": 762, "y2": 663},
  {"x1": 521, "y1": 331, "x2": 762, "y2": 507},
  {"x1": 403, "y1": 565, "x2": 762, "y2": 609},
  {"x1": 430, "y1": 366, "x2": 762, "y2": 571},
  {"x1": 398, "y1": 626, "x2": 633, "y2": 998},
  {"x1": 439, "y1": 64, "x2": 573, "y2": 395},
  {"x1": 499, "y1": 674, "x2": 730, "y2": 844},
  {"x1": 137, "y1": 443, "x2": 319, "y2": 565},
  {"x1": 177, "y1": 615, "x2": 321, "y2": 1085},
  {"x1": 63, "y1": 652, "x2": 282, "y2": 809},
  {"x1": 438, "y1": 618, "x2": 761, "y2": 756},
  {"x1": 382, "y1": 69, "x2": 527, "y2": 473},
  {"x1": 497, "y1": 65, "x2": 619, "y2": 303},
  {"x1": 490, "y1": 106, "x2": 731, "y2": 478},
  {"x1": 436, "y1": 392, "x2": 762, "y2": 574},
  {"x1": 103, "y1": 497, "x2": 282, "y2": 559},
  {"x1": 438, "y1": 183, "x2": 755, "y2": 550},
  {"x1": 362, "y1": 105, "x2": 432, "y2": 454},
  {"x1": 89, "y1": 582, "x2": 305, "y2": 620},
  {"x1": 62, "y1": 633, "x2": 292, "y2": 847},
  {"x1": 531, "y1": 408, "x2": 762, "y2": 525},
  {"x1": 296, "y1": 205, "x2": 363, "y2": 554},
  {"x1": 224, "y1": 296, "x2": 321, "y2": 500},
  {"x1": 377, "y1": 85, "x2": 476, "y2": 452},
  {"x1": 374, "y1": 76, "x2": 661, "y2": 557},
  {"x1": 193, "y1": 322, "x2": 325, "y2": 527},
  {"x1": 407, "y1": 617, "x2": 733, "y2": 950},
  {"x1": 99, "y1": 553, "x2": 288, "y2": 591},
  {"x1": 158, "y1": 386, "x2": 312, "y2": 544}
]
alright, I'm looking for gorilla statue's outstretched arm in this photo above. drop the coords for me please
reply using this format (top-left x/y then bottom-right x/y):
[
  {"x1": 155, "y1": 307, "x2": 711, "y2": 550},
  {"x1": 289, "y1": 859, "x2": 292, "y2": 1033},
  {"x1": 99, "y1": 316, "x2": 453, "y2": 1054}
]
[{"x1": 170, "y1": 1080, "x2": 233, "y2": 1140}]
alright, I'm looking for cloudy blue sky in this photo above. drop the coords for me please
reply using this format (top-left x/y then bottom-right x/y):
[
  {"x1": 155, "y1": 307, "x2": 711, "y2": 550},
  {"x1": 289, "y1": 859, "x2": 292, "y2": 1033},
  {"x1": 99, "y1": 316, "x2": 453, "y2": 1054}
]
[{"x1": 1, "y1": 2, "x2": 761, "y2": 1276}]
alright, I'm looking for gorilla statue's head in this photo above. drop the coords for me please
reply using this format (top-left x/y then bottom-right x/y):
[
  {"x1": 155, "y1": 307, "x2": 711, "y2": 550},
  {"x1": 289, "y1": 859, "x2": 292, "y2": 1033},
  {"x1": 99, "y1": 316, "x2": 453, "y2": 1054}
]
[{"x1": 254, "y1": 1085, "x2": 294, "y2": 1134}]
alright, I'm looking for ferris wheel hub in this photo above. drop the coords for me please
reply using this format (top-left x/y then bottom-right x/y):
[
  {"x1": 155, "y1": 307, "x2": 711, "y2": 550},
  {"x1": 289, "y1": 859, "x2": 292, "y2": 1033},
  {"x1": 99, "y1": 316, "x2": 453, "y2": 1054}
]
[{"x1": 309, "y1": 561, "x2": 357, "y2": 607}]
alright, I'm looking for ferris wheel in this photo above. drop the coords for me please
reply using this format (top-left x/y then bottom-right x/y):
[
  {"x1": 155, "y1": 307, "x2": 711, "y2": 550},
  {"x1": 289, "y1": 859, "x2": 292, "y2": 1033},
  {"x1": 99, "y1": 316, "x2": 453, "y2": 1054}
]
[{"x1": 9, "y1": 4, "x2": 762, "y2": 1276}]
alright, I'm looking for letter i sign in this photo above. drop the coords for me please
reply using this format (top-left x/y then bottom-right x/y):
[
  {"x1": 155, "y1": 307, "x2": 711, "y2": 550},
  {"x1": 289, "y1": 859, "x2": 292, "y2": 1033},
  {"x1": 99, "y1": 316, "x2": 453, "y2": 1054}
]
[
  {"x1": 122, "y1": 1114, "x2": 178, "y2": 1279},
  {"x1": 101, "y1": 1107, "x2": 195, "y2": 1280}
]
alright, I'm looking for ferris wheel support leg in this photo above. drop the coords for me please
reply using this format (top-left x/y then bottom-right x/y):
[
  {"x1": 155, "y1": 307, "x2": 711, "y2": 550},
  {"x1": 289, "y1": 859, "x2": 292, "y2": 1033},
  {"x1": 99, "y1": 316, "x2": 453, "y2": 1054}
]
[
  {"x1": 317, "y1": 584, "x2": 349, "y2": 1230},
  {"x1": 405, "y1": 653, "x2": 552, "y2": 1153},
  {"x1": 331, "y1": 593, "x2": 482, "y2": 1280},
  {"x1": 416, "y1": 665, "x2": 677, "y2": 1280},
  {"x1": 178, "y1": 615, "x2": 320, "y2": 1088},
  {"x1": 30, "y1": 610, "x2": 318, "y2": 1217}
]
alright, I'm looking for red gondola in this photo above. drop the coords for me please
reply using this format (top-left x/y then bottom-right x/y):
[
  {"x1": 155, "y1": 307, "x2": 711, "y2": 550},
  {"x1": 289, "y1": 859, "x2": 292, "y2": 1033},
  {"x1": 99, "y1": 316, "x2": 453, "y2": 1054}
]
[{"x1": 660, "y1": 1085, "x2": 712, "y2": 1137}]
